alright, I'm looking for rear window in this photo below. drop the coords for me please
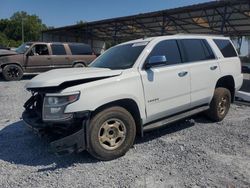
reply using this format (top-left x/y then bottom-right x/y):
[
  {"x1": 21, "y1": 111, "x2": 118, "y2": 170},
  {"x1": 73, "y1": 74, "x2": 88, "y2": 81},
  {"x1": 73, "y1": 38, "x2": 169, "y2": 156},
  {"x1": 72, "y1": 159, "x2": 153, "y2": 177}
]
[
  {"x1": 213, "y1": 39, "x2": 237, "y2": 58},
  {"x1": 179, "y1": 39, "x2": 215, "y2": 63},
  {"x1": 69, "y1": 44, "x2": 92, "y2": 55},
  {"x1": 51, "y1": 44, "x2": 66, "y2": 55}
]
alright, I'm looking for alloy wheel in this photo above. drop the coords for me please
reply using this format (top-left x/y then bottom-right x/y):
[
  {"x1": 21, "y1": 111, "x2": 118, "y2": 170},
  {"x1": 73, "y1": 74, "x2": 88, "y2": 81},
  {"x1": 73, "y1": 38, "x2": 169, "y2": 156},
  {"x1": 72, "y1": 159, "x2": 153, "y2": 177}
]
[{"x1": 98, "y1": 118, "x2": 126, "y2": 150}]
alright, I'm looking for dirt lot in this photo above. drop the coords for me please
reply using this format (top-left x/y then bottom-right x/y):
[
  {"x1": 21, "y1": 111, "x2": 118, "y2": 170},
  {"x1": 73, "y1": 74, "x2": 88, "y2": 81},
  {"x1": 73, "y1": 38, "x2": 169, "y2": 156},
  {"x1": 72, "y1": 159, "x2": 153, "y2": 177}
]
[{"x1": 0, "y1": 76, "x2": 250, "y2": 188}]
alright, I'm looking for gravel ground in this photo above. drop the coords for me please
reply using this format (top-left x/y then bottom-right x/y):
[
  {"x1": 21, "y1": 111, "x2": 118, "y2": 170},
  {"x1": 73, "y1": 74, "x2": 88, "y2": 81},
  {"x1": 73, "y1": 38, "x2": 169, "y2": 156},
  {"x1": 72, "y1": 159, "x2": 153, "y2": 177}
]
[{"x1": 0, "y1": 76, "x2": 250, "y2": 188}]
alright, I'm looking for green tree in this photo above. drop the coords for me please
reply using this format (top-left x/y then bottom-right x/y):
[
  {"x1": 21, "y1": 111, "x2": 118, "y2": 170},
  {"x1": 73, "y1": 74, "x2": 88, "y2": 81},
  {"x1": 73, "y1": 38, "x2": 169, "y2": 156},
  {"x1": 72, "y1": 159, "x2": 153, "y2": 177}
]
[
  {"x1": 0, "y1": 32, "x2": 8, "y2": 45},
  {"x1": 0, "y1": 11, "x2": 47, "y2": 47},
  {"x1": 0, "y1": 19, "x2": 9, "y2": 31}
]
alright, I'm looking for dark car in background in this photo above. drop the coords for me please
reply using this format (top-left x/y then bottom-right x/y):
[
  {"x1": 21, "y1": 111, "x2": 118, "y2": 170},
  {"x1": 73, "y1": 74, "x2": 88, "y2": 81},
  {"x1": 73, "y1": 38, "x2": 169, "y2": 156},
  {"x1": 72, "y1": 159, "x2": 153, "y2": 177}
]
[{"x1": 0, "y1": 42, "x2": 96, "y2": 81}]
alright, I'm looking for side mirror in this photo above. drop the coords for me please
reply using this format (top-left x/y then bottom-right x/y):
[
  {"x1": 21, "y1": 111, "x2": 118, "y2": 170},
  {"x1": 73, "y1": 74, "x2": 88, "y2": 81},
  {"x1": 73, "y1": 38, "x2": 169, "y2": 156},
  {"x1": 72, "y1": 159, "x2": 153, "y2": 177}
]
[{"x1": 145, "y1": 55, "x2": 167, "y2": 69}]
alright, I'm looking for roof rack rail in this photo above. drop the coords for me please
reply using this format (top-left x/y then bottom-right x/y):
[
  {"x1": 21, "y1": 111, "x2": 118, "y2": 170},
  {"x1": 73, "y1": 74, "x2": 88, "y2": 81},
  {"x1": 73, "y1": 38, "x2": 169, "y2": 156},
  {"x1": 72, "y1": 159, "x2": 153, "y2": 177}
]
[{"x1": 174, "y1": 33, "x2": 225, "y2": 37}]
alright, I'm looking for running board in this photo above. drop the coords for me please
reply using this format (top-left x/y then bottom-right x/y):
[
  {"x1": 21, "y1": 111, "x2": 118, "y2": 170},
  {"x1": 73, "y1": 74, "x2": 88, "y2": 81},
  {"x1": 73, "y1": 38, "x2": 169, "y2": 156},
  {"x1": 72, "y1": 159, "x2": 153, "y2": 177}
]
[{"x1": 143, "y1": 105, "x2": 209, "y2": 132}]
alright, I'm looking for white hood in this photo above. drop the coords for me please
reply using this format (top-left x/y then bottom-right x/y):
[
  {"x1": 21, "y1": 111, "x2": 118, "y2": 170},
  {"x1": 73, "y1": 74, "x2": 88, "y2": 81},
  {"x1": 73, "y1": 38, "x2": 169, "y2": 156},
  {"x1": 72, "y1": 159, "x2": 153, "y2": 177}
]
[{"x1": 25, "y1": 67, "x2": 122, "y2": 89}]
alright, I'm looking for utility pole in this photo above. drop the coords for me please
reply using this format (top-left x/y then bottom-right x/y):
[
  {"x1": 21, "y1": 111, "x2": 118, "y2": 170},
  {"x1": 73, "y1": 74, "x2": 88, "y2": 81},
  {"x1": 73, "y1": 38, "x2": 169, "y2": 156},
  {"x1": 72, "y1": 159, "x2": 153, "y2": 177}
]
[{"x1": 22, "y1": 18, "x2": 24, "y2": 43}]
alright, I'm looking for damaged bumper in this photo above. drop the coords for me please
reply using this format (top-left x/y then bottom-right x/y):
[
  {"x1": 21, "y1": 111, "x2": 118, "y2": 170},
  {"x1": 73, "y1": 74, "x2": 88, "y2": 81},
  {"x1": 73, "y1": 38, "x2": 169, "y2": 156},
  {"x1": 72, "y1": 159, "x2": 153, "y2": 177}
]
[{"x1": 22, "y1": 109, "x2": 89, "y2": 155}]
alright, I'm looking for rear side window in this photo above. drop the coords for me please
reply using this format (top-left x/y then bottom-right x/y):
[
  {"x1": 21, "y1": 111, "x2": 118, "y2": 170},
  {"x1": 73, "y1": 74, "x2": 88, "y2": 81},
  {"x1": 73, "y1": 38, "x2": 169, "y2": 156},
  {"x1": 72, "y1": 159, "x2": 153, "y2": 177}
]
[
  {"x1": 202, "y1": 40, "x2": 216, "y2": 60},
  {"x1": 147, "y1": 39, "x2": 182, "y2": 65},
  {"x1": 213, "y1": 39, "x2": 237, "y2": 58},
  {"x1": 51, "y1": 44, "x2": 66, "y2": 55},
  {"x1": 179, "y1": 39, "x2": 215, "y2": 63},
  {"x1": 69, "y1": 44, "x2": 92, "y2": 55}
]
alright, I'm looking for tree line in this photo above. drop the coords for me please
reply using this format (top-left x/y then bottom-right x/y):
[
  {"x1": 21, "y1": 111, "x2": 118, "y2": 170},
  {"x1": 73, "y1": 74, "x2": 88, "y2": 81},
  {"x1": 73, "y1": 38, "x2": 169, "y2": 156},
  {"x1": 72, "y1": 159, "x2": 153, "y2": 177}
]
[{"x1": 0, "y1": 11, "x2": 47, "y2": 47}]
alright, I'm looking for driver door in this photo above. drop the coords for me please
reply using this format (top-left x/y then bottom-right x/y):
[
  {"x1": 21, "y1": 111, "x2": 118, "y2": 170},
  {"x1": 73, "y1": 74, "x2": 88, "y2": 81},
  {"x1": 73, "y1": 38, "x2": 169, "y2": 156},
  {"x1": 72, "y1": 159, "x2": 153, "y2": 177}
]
[
  {"x1": 25, "y1": 44, "x2": 52, "y2": 73},
  {"x1": 140, "y1": 39, "x2": 191, "y2": 123}
]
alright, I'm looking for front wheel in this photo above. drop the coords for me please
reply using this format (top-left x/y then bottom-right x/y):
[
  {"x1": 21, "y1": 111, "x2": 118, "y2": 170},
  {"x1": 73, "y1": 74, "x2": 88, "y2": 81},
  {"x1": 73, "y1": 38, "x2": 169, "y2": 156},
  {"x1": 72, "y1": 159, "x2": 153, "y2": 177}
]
[
  {"x1": 2, "y1": 64, "x2": 23, "y2": 81},
  {"x1": 205, "y1": 87, "x2": 231, "y2": 122},
  {"x1": 87, "y1": 106, "x2": 136, "y2": 160}
]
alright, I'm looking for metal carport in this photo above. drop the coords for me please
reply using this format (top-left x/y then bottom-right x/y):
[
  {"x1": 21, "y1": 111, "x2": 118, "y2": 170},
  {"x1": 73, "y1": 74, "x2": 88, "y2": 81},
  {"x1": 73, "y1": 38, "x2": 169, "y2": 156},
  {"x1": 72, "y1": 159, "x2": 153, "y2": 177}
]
[{"x1": 42, "y1": 0, "x2": 250, "y2": 53}]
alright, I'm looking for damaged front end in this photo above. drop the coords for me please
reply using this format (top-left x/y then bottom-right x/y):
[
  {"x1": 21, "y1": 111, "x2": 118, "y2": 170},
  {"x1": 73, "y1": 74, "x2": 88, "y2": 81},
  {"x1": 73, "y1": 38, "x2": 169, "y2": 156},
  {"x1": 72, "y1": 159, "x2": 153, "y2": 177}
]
[{"x1": 22, "y1": 91, "x2": 89, "y2": 155}]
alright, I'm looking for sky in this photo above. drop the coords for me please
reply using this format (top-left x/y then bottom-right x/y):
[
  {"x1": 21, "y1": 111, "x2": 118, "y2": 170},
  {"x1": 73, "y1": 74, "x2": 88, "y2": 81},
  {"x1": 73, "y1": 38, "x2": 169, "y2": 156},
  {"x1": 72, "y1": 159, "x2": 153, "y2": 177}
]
[
  {"x1": 0, "y1": 0, "x2": 248, "y2": 55},
  {"x1": 0, "y1": 0, "x2": 212, "y2": 27}
]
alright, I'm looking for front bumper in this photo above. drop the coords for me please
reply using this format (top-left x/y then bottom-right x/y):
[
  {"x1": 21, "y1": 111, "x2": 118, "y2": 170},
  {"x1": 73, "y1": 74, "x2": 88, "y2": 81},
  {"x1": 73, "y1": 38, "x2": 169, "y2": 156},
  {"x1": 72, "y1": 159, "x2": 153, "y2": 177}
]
[{"x1": 22, "y1": 109, "x2": 89, "y2": 155}]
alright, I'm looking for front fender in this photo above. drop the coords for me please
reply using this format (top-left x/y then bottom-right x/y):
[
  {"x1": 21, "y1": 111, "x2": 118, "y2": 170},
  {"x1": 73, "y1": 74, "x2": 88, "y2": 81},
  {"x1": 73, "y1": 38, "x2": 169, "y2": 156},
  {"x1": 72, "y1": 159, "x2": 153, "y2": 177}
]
[
  {"x1": 63, "y1": 71, "x2": 146, "y2": 120},
  {"x1": 0, "y1": 61, "x2": 23, "y2": 69}
]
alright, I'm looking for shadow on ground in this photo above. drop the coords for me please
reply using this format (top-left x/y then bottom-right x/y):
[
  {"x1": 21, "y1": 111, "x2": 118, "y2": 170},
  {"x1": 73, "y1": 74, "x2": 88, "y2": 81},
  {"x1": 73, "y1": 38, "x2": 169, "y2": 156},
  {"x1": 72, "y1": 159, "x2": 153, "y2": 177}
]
[
  {"x1": 136, "y1": 118, "x2": 194, "y2": 144},
  {"x1": 0, "y1": 121, "x2": 98, "y2": 170},
  {"x1": 0, "y1": 73, "x2": 36, "y2": 81},
  {"x1": 0, "y1": 115, "x2": 206, "y2": 170},
  {"x1": 135, "y1": 114, "x2": 213, "y2": 145}
]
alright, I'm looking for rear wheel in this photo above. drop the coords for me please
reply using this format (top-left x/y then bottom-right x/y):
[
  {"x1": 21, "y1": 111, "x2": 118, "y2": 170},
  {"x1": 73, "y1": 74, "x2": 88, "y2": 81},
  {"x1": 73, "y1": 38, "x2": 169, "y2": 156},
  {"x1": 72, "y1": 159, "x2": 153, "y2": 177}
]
[
  {"x1": 73, "y1": 63, "x2": 86, "y2": 68},
  {"x1": 87, "y1": 106, "x2": 136, "y2": 160},
  {"x1": 205, "y1": 87, "x2": 231, "y2": 122},
  {"x1": 2, "y1": 64, "x2": 23, "y2": 81}
]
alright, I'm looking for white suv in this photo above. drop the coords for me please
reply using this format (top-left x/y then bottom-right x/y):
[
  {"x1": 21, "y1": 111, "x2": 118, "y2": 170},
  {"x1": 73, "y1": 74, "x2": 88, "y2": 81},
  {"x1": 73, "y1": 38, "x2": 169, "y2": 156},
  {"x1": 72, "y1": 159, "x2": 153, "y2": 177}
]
[{"x1": 23, "y1": 34, "x2": 243, "y2": 160}]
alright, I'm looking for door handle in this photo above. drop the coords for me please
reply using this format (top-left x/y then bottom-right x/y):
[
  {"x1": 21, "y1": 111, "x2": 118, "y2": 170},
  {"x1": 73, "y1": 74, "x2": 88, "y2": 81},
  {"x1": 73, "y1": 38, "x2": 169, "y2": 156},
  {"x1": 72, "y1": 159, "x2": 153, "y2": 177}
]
[
  {"x1": 47, "y1": 57, "x2": 51, "y2": 60},
  {"x1": 178, "y1": 71, "x2": 188, "y2": 77},
  {"x1": 210, "y1": 66, "x2": 218, "y2": 70}
]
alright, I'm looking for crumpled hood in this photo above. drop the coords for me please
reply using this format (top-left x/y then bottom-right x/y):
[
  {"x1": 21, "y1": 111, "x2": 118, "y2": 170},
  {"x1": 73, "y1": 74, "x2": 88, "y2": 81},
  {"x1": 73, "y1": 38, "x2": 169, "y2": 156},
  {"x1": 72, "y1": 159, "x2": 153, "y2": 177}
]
[
  {"x1": 25, "y1": 67, "x2": 122, "y2": 89},
  {"x1": 0, "y1": 49, "x2": 17, "y2": 56}
]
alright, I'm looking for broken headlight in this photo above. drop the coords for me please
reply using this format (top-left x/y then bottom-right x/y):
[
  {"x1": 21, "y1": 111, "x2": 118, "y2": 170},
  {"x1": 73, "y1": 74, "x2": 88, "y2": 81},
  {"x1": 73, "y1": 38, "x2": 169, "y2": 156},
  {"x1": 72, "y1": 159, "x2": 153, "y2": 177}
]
[{"x1": 43, "y1": 91, "x2": 80, "y2": 121}]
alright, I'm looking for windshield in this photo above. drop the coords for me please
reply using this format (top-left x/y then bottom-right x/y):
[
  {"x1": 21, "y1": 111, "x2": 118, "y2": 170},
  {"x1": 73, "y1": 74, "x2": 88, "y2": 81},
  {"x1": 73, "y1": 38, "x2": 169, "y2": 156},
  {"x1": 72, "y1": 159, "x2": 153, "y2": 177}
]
[
  {"x1": 90, "y1": 42, "x2": 147, "y2": 70},
  {"x1": 15, "y1": 42, "x2": 32, "y2": 54}
]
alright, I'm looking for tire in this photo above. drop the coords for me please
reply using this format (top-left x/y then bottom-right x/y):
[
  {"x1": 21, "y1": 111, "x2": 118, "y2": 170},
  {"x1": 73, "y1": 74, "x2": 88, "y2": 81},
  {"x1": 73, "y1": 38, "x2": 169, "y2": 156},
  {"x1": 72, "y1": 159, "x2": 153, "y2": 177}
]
[
  {"x1": 205, "y1": 87, "x2": 231, "y2": 122},
  {"x1": 2, "y1": 64, "x2": 23, "y2": 81},
  {"x1": 73, "y1": 63, "x2": 86, "y2": 68},
  {"x1": 87, "y1": 106, "x2": 136, "y2": 160}
]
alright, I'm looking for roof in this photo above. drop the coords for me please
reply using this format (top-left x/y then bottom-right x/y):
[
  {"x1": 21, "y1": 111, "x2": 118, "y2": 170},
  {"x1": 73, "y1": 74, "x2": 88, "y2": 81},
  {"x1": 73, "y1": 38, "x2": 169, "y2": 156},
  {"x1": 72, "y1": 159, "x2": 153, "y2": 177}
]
[
  {"x1": 42, "y1": 0, "x2": 250, "y2": 41},
  {"x1": 119, "y1": 33, "x2": 230, "y2": 45},
  {"x1": 26, "y1": 42, "x2": 90, "y2": 45}
]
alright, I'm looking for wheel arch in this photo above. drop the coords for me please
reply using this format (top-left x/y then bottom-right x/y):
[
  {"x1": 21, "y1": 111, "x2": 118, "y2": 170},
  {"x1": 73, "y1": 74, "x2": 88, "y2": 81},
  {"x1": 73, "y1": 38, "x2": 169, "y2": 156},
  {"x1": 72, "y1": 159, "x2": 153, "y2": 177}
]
[
  {"x1": 72, "y1": 61, "x2": 87, "y2": 67},
  {"x1": 215, "y1": 75, "x2": 235, "y2": 102},
  {"x1": 91, "y1": 98, "x2": 143, "y2": 137},
  {"x1": 0, "y1": 62, "x2": 23, "y2": 70}
]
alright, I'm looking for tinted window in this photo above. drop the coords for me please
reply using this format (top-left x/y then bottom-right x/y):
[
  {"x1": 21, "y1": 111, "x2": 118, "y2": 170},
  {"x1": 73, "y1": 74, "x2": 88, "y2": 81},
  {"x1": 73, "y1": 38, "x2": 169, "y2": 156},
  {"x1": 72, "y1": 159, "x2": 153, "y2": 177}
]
[
  {"x1": 213, "y1": 39, "x2": 237, "y2": 58},
  {"x1": 148, "y1": 40, "x2": 181, "y2": 65},
  {"x1": 51, "y1": 44, "x2": 66, "y2": 55},
  {"x1": 201, "y1": 40, "x2": 216, "y2": 60},
  {"x1": 179, "y1": 39, "x2": 215, "y2": 63},
  {"x1": 69, "y1": 44, "x2": 92, "y2": 55}
]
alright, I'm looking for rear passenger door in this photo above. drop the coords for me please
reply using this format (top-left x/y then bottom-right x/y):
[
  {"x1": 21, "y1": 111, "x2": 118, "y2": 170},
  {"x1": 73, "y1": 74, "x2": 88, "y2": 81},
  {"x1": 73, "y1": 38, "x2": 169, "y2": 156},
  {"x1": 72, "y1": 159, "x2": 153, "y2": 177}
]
[
  {"x1": 140, "y1": 39, "x2": 191, "y2": 123},
  {"x1": 178, "y1": 39, "x2": 220, "y2": 107},
  {"x1": 50, "y1": 44, "x2": 71, "y2": 68}
]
